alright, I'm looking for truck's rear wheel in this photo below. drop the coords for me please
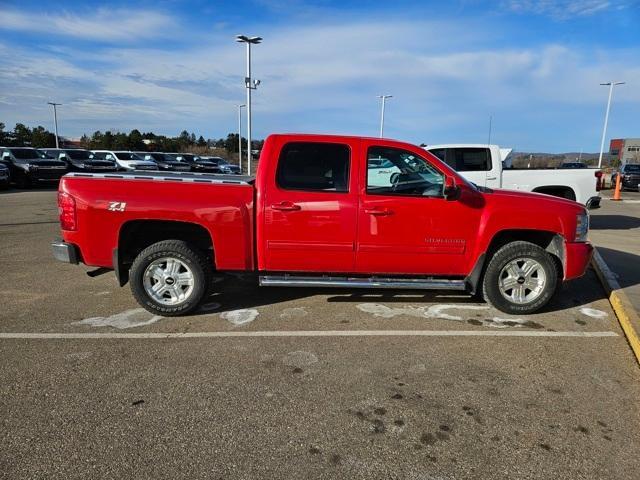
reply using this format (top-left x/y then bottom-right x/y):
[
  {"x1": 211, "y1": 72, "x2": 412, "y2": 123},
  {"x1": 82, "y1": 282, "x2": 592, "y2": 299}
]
[
  {"x1": 130, "y1": 240, "x2": 210, "y2": 316},
  {"x1": 482, "y1": 241, "x2": 558, "y2": 315}
]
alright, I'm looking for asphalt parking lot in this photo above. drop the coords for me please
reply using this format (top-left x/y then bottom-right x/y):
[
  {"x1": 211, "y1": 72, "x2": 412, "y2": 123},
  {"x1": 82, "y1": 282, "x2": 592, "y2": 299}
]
[{"x1": 2, "y1": 189, "x2": 640, "y2": 479}]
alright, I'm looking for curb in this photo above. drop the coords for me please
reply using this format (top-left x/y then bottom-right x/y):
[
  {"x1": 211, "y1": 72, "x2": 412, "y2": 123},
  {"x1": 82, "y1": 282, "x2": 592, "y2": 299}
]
[{"x1": 591, "y1": 249, "x2": 640, "y2": 366}]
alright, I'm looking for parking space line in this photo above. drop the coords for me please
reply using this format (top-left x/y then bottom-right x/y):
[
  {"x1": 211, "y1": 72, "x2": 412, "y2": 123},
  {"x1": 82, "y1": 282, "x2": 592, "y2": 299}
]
[{"x1": 0, "y1": 330, "x2": 618, "y2": 340}]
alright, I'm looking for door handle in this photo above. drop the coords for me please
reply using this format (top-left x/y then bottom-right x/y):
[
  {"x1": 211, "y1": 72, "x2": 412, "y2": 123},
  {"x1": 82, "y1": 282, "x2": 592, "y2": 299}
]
[
  {"x1": 271, "y1": 202, "x2": 301, "y2": 211},
  {"x1": 364, "y1": 207, "x2": 393, "y2": 216},
  {"x1": 487, "y1": 176, "x2": 497, "y2": 180}
]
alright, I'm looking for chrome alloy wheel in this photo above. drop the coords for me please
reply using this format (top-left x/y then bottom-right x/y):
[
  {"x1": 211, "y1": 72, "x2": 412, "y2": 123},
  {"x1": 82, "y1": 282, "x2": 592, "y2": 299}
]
[
  {"x1": 498, "y1": 257, "x2": 547, "y2": 305},
  {"x1": 142, "y1": 257, "x2": 195, "y2": 305}
]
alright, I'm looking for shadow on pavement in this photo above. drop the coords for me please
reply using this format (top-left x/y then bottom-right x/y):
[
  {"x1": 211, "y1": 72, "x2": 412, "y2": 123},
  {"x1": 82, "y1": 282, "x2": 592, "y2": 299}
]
[
  {"x1": 0, "y1": 186, "x2": 59, "y2": 195},
  {"x1": 198, "y1": 269, "x2": 608, "y2": 315},
  {"x1": 597, "y1": 247, "x2": 640, "y2": 289},
  {"x1": 590, "y1": 215, "x2": 640, "y2": 230}
]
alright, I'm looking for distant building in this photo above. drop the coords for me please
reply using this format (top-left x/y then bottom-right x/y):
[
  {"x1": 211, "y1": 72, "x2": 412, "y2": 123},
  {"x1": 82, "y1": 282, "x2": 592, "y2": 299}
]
[{"x1": 610, "y1": 138, "x2": 640, "y2": 164}]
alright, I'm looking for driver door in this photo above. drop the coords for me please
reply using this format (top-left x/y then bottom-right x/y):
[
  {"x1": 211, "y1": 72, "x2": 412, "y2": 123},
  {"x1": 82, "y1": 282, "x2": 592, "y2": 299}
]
[{"x1": 355, "y1": 141, "x2": 479, "y2": 276}]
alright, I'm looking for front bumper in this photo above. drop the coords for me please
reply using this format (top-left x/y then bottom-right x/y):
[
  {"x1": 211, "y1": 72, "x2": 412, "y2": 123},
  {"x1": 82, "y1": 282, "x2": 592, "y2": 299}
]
[
  {"x1": 621, "y1": 177, "x2": 640, "y2": 190},
  {"x1": 564, "y1": 241, "x2": 593, "y2": 280},
  {"x1": 51, "y1": 240, "x2": 80, "y2": 265},
  {"x1": 28, "y1": 168, "x2": 67, "y2": 182}
]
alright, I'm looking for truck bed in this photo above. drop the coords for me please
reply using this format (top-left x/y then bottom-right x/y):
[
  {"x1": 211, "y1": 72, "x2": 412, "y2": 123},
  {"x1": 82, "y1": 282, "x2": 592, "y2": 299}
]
[{"x1": 59, "y1": 171, "x2": 256, "y2": 271}]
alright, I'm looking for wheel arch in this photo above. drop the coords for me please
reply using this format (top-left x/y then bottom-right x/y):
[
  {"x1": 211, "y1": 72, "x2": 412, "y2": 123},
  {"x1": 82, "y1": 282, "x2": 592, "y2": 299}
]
[
  {"x1": 466, "y1": 229, "x2": 564, "y2": 294},
  {"x1": 114, "y1": 220, "x2": 215, "y2": 286},
  {"x1": 531, "y1": 185, "x2": 576, "y2": 201}
]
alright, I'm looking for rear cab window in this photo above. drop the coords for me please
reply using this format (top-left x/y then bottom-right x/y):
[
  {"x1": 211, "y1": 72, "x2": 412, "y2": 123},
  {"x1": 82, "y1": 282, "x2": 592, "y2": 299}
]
[
  {"x1": 276, "y1": 142, "x2": 350, "y2": 193},
  {"x1": 429, "y1": 147, "x2": 491, "y2": 172}
]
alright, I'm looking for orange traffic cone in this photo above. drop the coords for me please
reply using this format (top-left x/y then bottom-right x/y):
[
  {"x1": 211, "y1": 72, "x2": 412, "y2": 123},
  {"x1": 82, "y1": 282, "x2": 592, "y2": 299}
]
[{"x1": 612, "y1": 173, "x2": 622, "y2": 201}]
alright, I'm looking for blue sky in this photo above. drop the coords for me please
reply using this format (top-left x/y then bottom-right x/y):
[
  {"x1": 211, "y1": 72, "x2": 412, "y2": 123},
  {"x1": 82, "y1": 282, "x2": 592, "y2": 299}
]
[{"x1": 0, "y1": 0, "x2": 638, "y2": 151}]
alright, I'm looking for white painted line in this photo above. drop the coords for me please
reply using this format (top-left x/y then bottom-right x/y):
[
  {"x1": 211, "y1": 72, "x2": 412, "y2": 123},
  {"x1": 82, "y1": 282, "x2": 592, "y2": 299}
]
[
  {"x1": 604, "y1": 198, "x2": 640, "y2": 203},
  {"x1": 0, "y1": 330, "x2": 618, "y2": 340}
]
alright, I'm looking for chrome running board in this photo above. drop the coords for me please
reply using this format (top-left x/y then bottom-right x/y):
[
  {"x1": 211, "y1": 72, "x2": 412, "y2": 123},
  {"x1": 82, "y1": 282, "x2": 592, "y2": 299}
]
[{"x1": 259, "y1": 275, "x2": 466, "y2": 291}]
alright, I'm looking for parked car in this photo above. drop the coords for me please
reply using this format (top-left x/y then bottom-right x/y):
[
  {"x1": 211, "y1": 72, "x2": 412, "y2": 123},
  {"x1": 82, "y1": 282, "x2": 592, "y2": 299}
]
[
  {"x1": 39, "y1": 148, "x2": 118, "y2": 172},
  {"x1": 425, "y1": 144, "x2": 602, "y2": 208},
  {"x1": 52, "y1": 133, "x2": 592, "y2": 317},
  {"x1": 90, "y1": 150, "x2": 157, "y2": 171},
  {"x1": 200, "y1": 156, "x2": 241, "y2": 174},
  {"x1": 560, "y1": 162, "x2": 587, "y2": 169},
  {"x1": 165, "y1": 153, "x2": 221, "y2": 173},
  {"x1": 611, "y1": 163, "x2": 640, "y2": 191},
  {"x1": 0, "y1": 161, "x2": 9, "y2": 189},
  {"x1": 1, "y1": 147, "x2": 67, "y2": 188},
  {"x1": 136, "y1": 152, "x2": 191, "y2": 172}
]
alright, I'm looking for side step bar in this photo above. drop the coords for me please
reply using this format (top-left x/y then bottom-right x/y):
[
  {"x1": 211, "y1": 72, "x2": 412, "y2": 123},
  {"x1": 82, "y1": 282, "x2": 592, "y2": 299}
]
[{"x1": 259, "y1": 275, "x2": 467, "y2": 291}]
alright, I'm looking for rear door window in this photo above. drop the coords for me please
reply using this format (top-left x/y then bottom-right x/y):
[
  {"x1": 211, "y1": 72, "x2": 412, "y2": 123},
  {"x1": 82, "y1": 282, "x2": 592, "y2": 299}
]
[{"x1": 276, "y1": 142, "x2": 350, "y2": 193}]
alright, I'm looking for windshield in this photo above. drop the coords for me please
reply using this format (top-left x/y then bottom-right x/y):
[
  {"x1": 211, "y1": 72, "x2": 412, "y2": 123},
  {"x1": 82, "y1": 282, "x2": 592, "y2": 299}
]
[
  {"x1": 64, "y1": 150, "x2": 92, "y2": 160},
  {"x1": 115, "y1": 152, "x2": 144, "y2": 161},
  {"x1": 624, "y1": 164, "x2": 640, "y2": 173},
  {"x1": 146, "y1": 153, "x2": 172, "y2": 162},
  {"x1": 10, "y1": 148, "x2": 42, "y2": 160}
]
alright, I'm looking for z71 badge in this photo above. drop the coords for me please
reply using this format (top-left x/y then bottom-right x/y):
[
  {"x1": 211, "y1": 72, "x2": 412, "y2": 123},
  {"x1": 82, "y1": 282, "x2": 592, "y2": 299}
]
[{"x1": 107, "y1": 201, "x2": 127, "y2": 212}]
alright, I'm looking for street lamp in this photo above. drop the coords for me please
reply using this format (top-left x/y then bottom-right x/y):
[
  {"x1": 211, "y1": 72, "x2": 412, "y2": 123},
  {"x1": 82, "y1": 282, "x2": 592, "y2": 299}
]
[
  {"x1": 238, "y1": 103, "x2": 246, "y2": 173},
  {"x1": 47, "y1": 102, "x2": 62, "y2": 148},
  {"x1": 597, "y1": 81, "x2": 625, "y2": 169},
  {"x1": 378, "y1": 95, "x2": 392, "y2": 137},
  {"x1": 236, "y1": 34, "x2": 262, "y2": 174}
]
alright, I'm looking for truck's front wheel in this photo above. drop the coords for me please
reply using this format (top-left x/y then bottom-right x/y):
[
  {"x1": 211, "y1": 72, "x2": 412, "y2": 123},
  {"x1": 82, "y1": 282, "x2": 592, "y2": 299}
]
[
  {"x1": 130, "y1": 240, "x2": 210, "y2": 316},
  {"x1": 482, "y1": 241, "x2": 558, "y2": 315}
]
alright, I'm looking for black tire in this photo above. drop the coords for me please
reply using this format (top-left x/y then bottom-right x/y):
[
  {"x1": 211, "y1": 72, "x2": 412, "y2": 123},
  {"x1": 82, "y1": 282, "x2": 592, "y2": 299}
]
[
  {"x1": 482, "y1": 241, "x2": 558, "y2": 315},
  {"x1": 130, "y1": 240, "x2": 212, "y2": 316}
]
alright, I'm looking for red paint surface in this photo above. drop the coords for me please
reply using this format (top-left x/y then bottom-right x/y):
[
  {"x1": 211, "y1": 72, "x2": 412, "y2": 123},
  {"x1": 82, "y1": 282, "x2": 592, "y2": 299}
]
[{"x1": 59, "y1": 133, "x2": 591, "y2": 282}]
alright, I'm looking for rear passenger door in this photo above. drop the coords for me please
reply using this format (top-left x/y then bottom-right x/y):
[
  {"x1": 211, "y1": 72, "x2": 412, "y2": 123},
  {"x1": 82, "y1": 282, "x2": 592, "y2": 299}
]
[{"x1": 262, "y1": 139, "x2": 360, "y2": 272}]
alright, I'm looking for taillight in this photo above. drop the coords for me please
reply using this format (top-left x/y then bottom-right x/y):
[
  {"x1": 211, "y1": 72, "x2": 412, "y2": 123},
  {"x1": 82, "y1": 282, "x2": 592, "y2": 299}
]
[
  {"x1": 595, "y1": 170, "x2": 603, "y2": 192},
  {"x1": 58, "y1": 192, "x2": 76, "y2": 231}
]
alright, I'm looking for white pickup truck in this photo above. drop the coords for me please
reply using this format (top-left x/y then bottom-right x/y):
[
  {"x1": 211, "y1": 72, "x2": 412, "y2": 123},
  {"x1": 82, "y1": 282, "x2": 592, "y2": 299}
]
[{"x1": 424, "y1": 144, "x2": 601, "y2": 209}]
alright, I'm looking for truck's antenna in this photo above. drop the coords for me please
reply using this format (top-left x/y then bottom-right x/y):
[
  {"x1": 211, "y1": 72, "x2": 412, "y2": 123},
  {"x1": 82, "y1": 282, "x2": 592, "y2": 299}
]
[{"x1": 487, "y1": 114, "x2": 493, "y2": 145}]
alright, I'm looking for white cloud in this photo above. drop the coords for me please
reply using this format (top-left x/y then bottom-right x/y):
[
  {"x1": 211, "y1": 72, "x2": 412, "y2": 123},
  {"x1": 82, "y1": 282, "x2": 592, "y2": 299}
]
[
  {"x1": 504, "y1": 0, "x2": 626, "y2": 19},
  {"x1": 0, "y1": 12, "x2": 638, "y2": 149},
  {"x1": 0, "y1": 7, "x2": 175, "y2": 42}
]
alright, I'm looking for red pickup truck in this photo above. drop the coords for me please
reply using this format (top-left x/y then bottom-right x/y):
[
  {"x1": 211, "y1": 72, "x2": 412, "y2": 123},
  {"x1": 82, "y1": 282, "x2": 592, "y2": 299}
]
[{"x1": 52, "y1": 134, "x2": 592, "y2": 316}]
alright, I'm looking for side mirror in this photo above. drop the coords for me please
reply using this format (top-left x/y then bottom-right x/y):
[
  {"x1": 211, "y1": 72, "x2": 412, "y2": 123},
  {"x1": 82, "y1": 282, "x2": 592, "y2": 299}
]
[
  {"x1": 2, "y1": 152, "x2": 10, "y2": 159},
  {"x1": 444, "y1": 176, "x2": 460, "y2": 200}
]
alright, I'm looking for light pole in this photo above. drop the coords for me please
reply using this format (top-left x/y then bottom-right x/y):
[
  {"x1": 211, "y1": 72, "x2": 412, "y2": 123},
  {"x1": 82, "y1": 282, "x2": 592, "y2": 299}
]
[
  {"x1": 378, "y1": 95, "x2": 392, "y2": 137},
  {"x1": 48, "y1": 102, "x2": 62, "y2": 148},
  {"x1": 236, "y1": 35, "x2": 262, "y2": 174},
  {"x1": 598, "y1": 81, "x2": 625, "y2": 168},
  {"x1": 237, "y1": 103, "x2": 245, "y2": 173}
]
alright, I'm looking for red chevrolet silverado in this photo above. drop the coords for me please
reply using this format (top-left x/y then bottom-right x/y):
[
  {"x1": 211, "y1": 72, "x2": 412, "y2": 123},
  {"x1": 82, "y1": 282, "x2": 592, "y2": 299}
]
[{"x1": 52, "y1": 134, "x2": 593, "y2": 316}]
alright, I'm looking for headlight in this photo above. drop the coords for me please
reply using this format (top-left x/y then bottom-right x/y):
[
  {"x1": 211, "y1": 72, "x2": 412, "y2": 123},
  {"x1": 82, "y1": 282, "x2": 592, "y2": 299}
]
[{"x1": 575, "y1": 211, "x2": 589, "y2": 242}]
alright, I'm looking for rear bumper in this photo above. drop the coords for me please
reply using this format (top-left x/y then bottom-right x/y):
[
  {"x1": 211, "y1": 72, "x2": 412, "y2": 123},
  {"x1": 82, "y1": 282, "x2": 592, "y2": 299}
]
[
  {"x1": 564, "y1": 241, "x2": 593, "y2": 280},
  {"x1": 51, "y1": 240, "x2": 80, "y2": 265}
]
